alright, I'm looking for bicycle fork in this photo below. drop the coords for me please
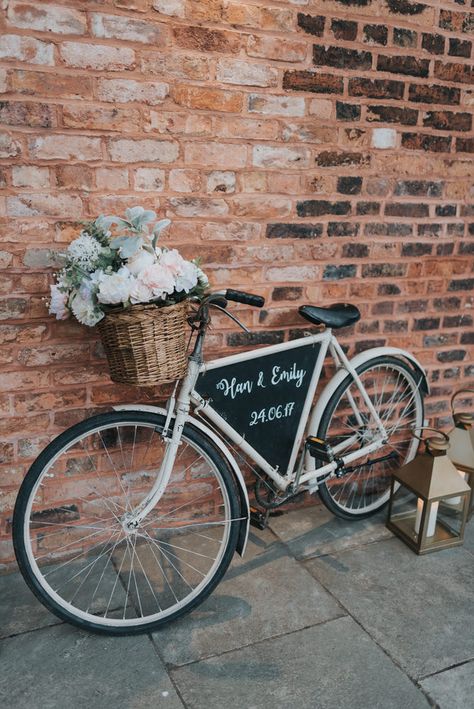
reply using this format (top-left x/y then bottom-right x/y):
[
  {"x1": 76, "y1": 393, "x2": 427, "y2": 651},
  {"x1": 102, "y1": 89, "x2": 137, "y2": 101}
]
[{"x1": 122, "y1": 359, "x2": 200, "y2": 530}]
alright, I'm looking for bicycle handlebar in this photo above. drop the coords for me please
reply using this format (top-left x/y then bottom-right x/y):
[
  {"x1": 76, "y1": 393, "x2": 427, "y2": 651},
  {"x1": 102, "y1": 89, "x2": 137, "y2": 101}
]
[{"x1": 225, "y1": 289, "x2": 265, "y2": 308}]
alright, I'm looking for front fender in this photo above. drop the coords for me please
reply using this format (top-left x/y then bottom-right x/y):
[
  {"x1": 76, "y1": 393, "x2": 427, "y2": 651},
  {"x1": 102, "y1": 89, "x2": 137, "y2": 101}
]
[
  {"x1": 113, "y1": 404, "x2": 250, "y2": 556},
  {"x1": 309, "y1": 347, "x2": 428, "y2": 437}
]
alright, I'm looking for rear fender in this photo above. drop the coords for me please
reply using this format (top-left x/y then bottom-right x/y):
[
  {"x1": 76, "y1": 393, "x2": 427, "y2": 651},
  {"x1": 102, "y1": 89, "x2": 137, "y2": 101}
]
[{"x1": 113, "y1": 404, "x2": 250, "y2": 556}]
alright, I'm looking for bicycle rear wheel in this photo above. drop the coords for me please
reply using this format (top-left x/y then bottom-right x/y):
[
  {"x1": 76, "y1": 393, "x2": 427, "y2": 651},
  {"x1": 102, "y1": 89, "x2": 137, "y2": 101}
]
[
  {"x1": 13, "y1": 411, "x2": 241, "y2": 635},
  {"x1": 316, "y1": 356, "x2": 425, "y2": 520}
]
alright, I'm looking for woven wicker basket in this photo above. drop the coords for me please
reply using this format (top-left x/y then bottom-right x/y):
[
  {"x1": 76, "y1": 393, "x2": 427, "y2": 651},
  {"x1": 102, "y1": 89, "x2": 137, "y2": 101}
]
[{"x1": 97, "y1": 300, "x2": 188, "y2": 386}]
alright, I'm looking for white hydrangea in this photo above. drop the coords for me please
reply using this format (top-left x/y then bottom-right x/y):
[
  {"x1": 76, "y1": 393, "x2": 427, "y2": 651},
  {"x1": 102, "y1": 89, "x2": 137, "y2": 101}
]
[
  {"x1": 67, "y1": 232, "x2": 103, "y2": 271},
  {"x1": 97, "y1": 267, "x2": 134, "y2": 306},
  {"x1": 140, "y1": 264, "x2": 175, "y2": 299},
  {"x1": 49, "y1": 284, "x2": 69, "y2": 320},
  {"x1": 127, "y1": 248, "x2": 156, "y2": 277},
  {"x1": 71, "y1": 292, "x2": 103, "y2": 327}
]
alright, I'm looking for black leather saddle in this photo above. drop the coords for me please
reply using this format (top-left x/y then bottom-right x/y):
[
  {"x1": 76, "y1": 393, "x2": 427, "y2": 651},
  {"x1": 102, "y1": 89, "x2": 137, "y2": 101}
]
[{"x1": 299, "y1": 303, "x2": 361, "y2": 329}]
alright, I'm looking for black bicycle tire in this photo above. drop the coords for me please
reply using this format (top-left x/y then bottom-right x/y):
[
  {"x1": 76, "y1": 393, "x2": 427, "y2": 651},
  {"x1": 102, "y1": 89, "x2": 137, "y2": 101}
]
[
  {"x1": 316, "y1": 355, "x2": 425, "y2": 521},
  {"x1": 13, "y1": 410, "x2": 241, "y2": 636}
]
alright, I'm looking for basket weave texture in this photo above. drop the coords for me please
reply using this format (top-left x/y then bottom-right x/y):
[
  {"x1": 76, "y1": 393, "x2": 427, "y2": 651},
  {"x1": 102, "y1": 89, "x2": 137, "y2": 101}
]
[{"x1": 97, "y1": 300, "x2": 188, "y2": 386}]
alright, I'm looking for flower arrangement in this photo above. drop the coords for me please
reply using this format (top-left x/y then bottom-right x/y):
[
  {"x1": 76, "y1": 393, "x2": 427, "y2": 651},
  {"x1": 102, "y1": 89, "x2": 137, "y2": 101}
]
[{"x1": 49, "y1": 207, "x2": 208, "y2": 327}]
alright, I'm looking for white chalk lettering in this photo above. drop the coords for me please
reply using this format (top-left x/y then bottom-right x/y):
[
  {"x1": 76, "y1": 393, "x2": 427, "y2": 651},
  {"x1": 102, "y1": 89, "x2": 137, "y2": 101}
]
[
  {"x1": 271, "y1": 363, "x2": 306, "y2": 388},
  {"x1": 216, "y1": 377, "x2": 253, "y2": 399}
]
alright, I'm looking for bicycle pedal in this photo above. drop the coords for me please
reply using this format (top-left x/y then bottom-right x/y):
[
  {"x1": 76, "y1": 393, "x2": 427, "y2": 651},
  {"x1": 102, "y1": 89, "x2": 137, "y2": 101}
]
[
  {"x1": 249, "y1": 506, "x2": 269, "y2": 530},
  {"x1": 306, "y1": 436, "x2": 334, "y2": 463}
]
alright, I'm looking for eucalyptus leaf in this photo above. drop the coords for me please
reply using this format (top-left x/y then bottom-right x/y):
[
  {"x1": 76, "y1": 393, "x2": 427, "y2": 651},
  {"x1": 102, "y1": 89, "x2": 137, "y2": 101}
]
[
  {"x1": 116, "y1": 235, "x2": 143, "y2": 258},
  {"x1": 153, "y1": 219, "x2": 171, "y2": 234}
]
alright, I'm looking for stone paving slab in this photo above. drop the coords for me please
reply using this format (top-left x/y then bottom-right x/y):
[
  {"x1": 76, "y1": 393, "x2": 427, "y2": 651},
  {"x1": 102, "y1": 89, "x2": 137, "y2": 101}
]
[
  {"x1": 152, "y1": 527, "x2": 342, "y2": 667},
  {"x1": 305, "y1": 537, "x2": 474, "y2": 680},
  {"x1": 0, "y1": 622, "x2": 183, "y2": 709},
  {"x1": 420, "y1": 661, "x2": 474, "y2": 709},
  {"x1": 463, "y1": 519, "x2": 474, "y2": 554},
  {"x1": 0, "y1": 569, "x2": 60, "y2": 638},
  {"x1": 170, "y1": 615, "x2": 430, "y2": 709},
  {"x1": 268, "y1": 504, "x2": 391, "y2": 560}
]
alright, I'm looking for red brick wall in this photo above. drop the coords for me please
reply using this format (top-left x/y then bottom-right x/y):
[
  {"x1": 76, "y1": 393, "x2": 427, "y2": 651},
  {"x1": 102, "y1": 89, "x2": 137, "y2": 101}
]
[{"x1": 0, "y1": 0, "x2": 473, "y2": 564}]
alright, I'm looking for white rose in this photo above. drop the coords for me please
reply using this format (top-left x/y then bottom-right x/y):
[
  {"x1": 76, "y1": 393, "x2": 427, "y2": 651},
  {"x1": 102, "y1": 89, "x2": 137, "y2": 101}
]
[
  {"x1": 175, "y1": 260, "x2": 198, "y2": 293},
  {"x1": 127, "y1": 249, "x2": 156, "y2": 277},
  {"x1": 71, "y1": 292, "x2": 103, "y2": 327},
  {"x1": 49, "y1": 284, "x2": 69, "y2": 320},
  {"x1": 97, "y1": 268, "x2": 134, "y2": 305},
  {"x1": 160, "y1": 248, "x2": 185, "y2": 276},
  {"x1": 140, "y1": 264, "x2": 175, "y2": 298},
  {"x1": 130, "y1": 279, "x2": 154, "y2": 305}
]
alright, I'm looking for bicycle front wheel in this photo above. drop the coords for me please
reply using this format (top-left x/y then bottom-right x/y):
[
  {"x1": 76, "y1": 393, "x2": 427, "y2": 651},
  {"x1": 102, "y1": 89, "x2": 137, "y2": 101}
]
[
  {"x1": 316, "y1": 356, "x2": 425, "y2": 520},
  {"x1": 13, "y1": 411, "x2": 241, "y2": 635}
]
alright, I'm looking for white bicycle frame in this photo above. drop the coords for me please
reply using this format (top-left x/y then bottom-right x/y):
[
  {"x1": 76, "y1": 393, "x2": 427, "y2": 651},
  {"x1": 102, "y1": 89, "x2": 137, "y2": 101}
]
[{"x1": 118, "y1": 328, "x2": 427, "y2": 534}]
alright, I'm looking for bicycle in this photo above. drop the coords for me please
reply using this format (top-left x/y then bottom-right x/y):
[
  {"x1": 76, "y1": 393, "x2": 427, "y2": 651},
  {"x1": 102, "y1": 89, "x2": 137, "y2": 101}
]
[{"x1": 13, "y1": 289, "x2": 428, "y2": 635}]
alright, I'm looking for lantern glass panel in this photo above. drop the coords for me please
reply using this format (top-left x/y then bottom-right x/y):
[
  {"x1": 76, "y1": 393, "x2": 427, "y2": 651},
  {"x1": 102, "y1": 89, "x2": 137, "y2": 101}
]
[
  {"x1": 388, "y1": 482, "x2": 421, "y2": 543},
  {"x1": 438, "y1": 495, "x2": 465, "y2": 538}
]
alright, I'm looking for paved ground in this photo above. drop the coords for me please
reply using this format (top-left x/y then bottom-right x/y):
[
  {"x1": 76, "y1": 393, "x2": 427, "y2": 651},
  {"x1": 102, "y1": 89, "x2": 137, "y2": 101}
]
[{"x1": 1, "y1": 504, "x2": 473, "y2": 708}]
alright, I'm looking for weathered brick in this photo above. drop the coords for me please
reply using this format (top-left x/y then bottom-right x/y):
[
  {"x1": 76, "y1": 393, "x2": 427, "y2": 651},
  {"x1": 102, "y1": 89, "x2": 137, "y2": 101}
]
[
  {"x1": 394, "y1": 180, "x2": 443, "y2": 197},
  {"x1": 331, "y1": 19, "x2": 358, "y2": 41},
  {"x1": 336, "y1": 102, "x2": 361, "y2": 121},
  {"x1": 349, "y1": 78, "x2": 404, "y2": 99},
  {"x1": 362, "y1": 263, "x2": 406, "y2": 277},
  {"x1": 247, "y1": 35, "x2": 306, "y2": 63},
  {"x1": 92, "y1": 12, "x2": 167, "y2": 44},
  {"x1": 29, "y1": 134, "x2": 101, "y2": 161},
  {"x1": 216, "y1": 59, "x2": 278, "y2": 87},
  {"x1": 0, "y1": 34, "x2": 54, "y2": 65},
  {"x1": 60, "y1": 42, "x2": 136, "y2": 71},
  {"x1": 377, "y1": 55, "x2": 429, "y2": 78},
  {"x1": 448, "y1": 278, "x2": 474, "y2": 292},
  {"x1": 55, "y1": 165, "x2": 93, "y2": 190},
  {"x1": 297, "y1": 13, "x2": 325, "y2": 36},
  {"x1": 356, "y1": 202, "x2": 380, "y2": 215},
  {"x1": 253, "y1": 145, "x2": 310, "y2": 169},
  {"x1": 439, "y1": 9, "x2": 473, "y2": 33},
  {"x1": 11, "y1": 70, "x2": 92, "y2": 100},
  {"x1": 12, "y1": 165, "x2": 49, "y2": 189},
  {"x1": 0, "y1": 101, "x2": 55, "y2": 128},
  {"x1": 435, "y1": 205, "x2": 457, "y2": 217},
  {"x1": 456, "y1": 137, "x2": 474, "y2": 153},
  {"x1": 372, "y1": 128, "x2": 397, "y2": 149},
  {"x1": 402, "y1": 133, "x2": 452, "y2": 152},
  {"x1": 184, "y1": 142, "x2": 246, "y2": 168},
  {"x1": 62, "y1": 105, "x2": 141, "y2": 132},
  {"x1": 97, "y1": 78, "x2": 168, "y2": 105},
  {"x1": 367, "y1": 105, "x2": 418, "y2": 126},
  {"x1": 108, "y1": 138, "x2": 178, "y2": 163},
  {"x1": 394, "y1": 28, "x2": 418, "y2": 48},
  {"x1": 296, "y1": 200, "x2": 351, "y2": 217},
  {"x1": 283, "y1": 71, "x2": 343, "y2": 94},
  {"x1": 248, "y1": 93, "x2": 305, "y2": 117},
  {"x1": 385, "y1": 202, "x2": 429, "y2": 217},
  {"x1": 173, "y1": 25, "x2": 240, "y2": 53},
  {"x1": 342, "y1": 243, "x2": 368, "y2": 258},
  {"x1": 141, "y1": 53, "x2": 209, "y2": 81},
  {"x1": 386, "y1": 0, "x2": 428, "y2": 16},
  {"x1": 408, "y1": 84, "x2": 460, "y2": 105},
  {"x1": 363, "y1": 25, "x2": 388, "y2": 46},
  {"x1": 315, "y1": 151, "x2": 370, "y2": 167},
  {"x1": 449, "y1": 38, "x2": 472, "y2": 58},
  {"x1": 313, "y1": 46, "x2": 372, "y2": 71},
  {"x1": 421, "y1": 33, "x2": 445, "y2": 55},
  {"x1": 434, "y1": 61, "x2": 473, "y2": 85},
  {"x1": 272, "y1": 286, "x2": 303, "y2": 301},
  {"x1": 206, "y1": 171, "x2": 235, "y2": 194},
  {"x1": 328, "y1": 222, "x2": 360, "y2": 237},
  {"x1": 134, "y1": 168, "x2": 165, "y2": 192},
  {"x1": 401, "y1": 243, "x2": 432, "y2": 257},
  {"x1": 324, "y1": 264, "x2": 357, "y2": 279},
  {"x1": 152, "y1": 0, "x2": 185, "y2": 17},
  {"x1": 7, "y1": 2, "x2": 86, "y2": 35},
  {"x1": 7, "y1": 194, "x2": 83, "y2": 218},
  {"x1": 266, "y1": 223, "x2": 323, "y2": 239},
  {"x1": 337, "y1": 176, "x2": 362, "y2": 195},
  {"x1": 423, "y1": 111, "x2": 472, "y2": 132}
]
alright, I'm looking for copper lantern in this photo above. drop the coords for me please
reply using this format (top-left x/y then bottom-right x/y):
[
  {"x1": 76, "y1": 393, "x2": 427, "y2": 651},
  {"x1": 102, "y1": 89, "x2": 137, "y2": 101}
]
[
  {"x1": 387, "y1": 428, "x2": 471, "y2": 555},
  {"x1": 447, "y1": 389, "x2": 474, "y2": 521}
]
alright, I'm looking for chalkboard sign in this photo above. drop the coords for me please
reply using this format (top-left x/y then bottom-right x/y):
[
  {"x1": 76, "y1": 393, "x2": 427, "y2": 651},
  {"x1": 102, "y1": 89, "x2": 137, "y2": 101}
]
[{"x1": 195, "y1": 343, "x2": 320, "y2": 473}]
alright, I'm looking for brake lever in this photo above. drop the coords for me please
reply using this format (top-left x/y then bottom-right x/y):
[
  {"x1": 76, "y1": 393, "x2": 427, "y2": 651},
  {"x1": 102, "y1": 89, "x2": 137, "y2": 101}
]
[{"x1": 209, "y1": 303, "x2": 250, "y2": 333}]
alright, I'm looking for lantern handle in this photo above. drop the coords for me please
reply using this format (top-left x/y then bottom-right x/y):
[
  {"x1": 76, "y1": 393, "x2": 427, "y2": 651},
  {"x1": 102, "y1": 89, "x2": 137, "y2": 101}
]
[
  {"x1": 450, "y1": 389, "x2": 474, "y2": 416},
  {"x1": 411, "y1": 426, "x2": 449, "y2": 443},
  {"x1": 411, "y1": 426, "x2": 450, "y2": 454}
]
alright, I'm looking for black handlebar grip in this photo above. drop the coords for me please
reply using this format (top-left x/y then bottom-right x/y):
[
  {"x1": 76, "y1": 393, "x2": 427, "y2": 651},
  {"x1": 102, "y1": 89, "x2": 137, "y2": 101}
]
[{"x1": 225, "y1": 289, "x2": 265, "y2": 308}]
